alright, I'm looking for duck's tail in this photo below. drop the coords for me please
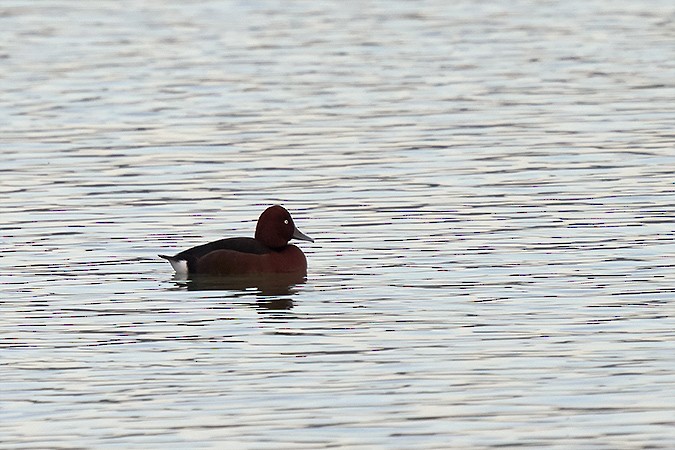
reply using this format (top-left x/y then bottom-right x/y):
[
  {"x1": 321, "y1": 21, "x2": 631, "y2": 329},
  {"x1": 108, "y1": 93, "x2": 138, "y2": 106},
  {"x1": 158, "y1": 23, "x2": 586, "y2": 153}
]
[{"x1": 158, "y1": 254, "x2": 189, "y2": 275}]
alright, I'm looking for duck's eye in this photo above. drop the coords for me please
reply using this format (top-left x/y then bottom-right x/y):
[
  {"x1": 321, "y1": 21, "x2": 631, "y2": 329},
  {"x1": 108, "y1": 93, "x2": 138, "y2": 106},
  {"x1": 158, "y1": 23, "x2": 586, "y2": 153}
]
[{"x1": 284, "y1": 219, "x2": 289, "y2": 225}]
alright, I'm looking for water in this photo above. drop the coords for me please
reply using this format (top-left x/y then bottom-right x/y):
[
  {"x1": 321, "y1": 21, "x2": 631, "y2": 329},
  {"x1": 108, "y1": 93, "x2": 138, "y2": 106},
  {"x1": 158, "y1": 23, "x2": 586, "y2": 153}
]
[{"x1": 2, "y1": 0, "x2": 675, "y2": 448}]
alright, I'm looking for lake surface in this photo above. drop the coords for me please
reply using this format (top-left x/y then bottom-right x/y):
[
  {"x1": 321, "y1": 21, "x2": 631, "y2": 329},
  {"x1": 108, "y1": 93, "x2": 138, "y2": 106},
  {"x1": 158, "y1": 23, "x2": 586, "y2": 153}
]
[{"x1": 2, "y1": 0, "x2": 675, "y2": 448}]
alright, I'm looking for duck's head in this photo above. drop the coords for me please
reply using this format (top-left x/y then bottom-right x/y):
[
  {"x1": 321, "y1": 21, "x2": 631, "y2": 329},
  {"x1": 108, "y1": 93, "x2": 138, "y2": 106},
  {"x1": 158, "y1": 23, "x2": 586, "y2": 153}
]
[{"x1": 255, "y1": 205, "x2": 313, "y2": 249}]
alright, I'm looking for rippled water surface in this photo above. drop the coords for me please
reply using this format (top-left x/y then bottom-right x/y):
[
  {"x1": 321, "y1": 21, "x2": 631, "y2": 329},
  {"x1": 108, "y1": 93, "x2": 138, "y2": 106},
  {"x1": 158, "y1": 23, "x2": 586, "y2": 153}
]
[{"x1": 2, "y1": 1, "x2": 675, "y2": 448}]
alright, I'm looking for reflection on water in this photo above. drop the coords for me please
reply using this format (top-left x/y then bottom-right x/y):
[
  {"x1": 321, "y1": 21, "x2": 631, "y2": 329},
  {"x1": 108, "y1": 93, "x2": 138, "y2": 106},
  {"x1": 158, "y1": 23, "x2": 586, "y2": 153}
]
[
  {"x1": 176, "y1": 272, "x2": 305, "y2": 303},
  {"x1": 2, "y1": 0, "x2": 675, "y2": 448}
]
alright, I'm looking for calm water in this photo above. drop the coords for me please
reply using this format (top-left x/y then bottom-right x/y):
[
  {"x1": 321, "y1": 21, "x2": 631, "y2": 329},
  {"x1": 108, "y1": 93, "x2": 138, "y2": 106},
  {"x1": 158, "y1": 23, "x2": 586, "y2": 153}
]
[{"x1": 2, "y1": 1, "x2": 675, "y2": 448}]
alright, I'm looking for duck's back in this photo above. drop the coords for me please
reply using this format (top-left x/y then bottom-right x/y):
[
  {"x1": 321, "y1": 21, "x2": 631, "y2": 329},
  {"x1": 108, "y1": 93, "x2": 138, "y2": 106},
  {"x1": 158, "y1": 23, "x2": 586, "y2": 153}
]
[{"x1": 175, "y1": 237, "x2": 271, "y2": 260}]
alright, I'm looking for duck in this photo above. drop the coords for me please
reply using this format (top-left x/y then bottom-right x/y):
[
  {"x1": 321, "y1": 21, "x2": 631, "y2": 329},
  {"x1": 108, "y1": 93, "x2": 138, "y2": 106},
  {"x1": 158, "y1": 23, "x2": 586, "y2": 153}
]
[{"x1": 159, "y1": 205, "x2": 313, "y2": 276}]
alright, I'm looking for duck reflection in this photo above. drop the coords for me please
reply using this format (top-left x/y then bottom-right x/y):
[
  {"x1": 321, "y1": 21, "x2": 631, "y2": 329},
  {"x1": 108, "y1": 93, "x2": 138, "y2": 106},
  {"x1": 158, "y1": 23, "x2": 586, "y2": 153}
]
[{"x1": 170, "y1": 272, "x2": 306, "y2": 310}]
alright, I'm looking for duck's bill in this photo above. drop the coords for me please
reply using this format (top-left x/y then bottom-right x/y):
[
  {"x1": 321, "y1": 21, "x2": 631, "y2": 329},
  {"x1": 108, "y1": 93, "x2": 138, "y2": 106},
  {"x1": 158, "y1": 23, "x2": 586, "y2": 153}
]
[{"x1": 292, "y1": 227, "x2": 314, "y2": 243}]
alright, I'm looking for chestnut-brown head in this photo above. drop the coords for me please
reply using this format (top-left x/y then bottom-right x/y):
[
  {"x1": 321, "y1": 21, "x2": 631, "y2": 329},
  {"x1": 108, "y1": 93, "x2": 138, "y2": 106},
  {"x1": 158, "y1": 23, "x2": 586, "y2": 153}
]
[{"x1": 255, "y1": 205, "x2": 313, "y2": 249}]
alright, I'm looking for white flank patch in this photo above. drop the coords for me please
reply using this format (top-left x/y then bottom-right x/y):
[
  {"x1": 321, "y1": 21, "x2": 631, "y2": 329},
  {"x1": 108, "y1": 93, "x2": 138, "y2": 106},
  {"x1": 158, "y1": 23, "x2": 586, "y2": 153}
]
[{"x1": 169, "y1": 259, "x2": 189, "y2": 275}]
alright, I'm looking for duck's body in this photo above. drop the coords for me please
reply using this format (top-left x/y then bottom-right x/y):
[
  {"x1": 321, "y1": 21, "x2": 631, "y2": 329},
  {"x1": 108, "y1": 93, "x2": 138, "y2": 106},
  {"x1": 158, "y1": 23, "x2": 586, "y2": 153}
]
[{"x1": 159, "y1": 206, "x2": 313, "y2": 276}]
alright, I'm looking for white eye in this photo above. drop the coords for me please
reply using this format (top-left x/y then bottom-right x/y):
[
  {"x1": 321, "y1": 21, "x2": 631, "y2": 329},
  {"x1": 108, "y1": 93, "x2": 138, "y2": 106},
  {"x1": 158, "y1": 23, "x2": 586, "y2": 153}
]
[{"x1": 284, "y1": 219, "x2": 289, "y2": 225}]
